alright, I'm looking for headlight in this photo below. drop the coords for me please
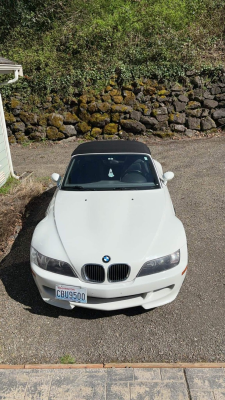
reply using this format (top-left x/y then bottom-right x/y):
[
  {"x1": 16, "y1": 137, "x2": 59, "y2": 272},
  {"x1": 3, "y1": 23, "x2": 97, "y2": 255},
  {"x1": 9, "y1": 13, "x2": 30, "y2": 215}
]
[
  {"x1": 137, "y1": 250, "x2": 180, "y2": 277},
  {"x1": 30, "y1": 247, "x2": 77, "y2": 278}
]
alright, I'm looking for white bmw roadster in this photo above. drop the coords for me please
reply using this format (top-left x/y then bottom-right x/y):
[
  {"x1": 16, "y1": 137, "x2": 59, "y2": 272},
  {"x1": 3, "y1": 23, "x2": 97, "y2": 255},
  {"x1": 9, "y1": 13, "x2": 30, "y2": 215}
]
[{"x1": 30, "y1": 141, "x2": 188, "y2": 311}]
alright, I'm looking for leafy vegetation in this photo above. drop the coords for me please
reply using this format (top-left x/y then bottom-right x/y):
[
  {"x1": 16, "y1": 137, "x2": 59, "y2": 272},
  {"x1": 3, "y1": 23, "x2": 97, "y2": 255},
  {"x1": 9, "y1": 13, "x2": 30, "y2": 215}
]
[
  {"x1": 0, "y1": 0, "x2": 224, "y2": 96},
  {"x1": 0, "y1": 177, "x2": 19, "y2": 195},
  {"x1": 59, "y1": 354, "x2": 76, "y2": 364}
]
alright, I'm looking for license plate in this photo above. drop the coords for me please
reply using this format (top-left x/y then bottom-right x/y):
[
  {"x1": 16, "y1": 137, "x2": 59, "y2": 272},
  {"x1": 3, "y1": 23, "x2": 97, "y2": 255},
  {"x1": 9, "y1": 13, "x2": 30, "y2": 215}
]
[{"x1": 56, "y1": 285, "x2": 87, "y2": 303}]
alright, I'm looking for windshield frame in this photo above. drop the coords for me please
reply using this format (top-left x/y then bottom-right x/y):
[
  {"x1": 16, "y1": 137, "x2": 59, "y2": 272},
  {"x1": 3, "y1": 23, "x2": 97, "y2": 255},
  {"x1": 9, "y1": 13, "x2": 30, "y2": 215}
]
[{"x1": 61, "y1": 152, "x2": 161, "y2": 191}]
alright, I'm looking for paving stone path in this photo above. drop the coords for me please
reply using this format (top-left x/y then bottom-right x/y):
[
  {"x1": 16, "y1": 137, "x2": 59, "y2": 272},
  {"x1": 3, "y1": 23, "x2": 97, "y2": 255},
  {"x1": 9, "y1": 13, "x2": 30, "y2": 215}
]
[{"x1": 1, "y1": 367, "x2": 225, "y2": 399}]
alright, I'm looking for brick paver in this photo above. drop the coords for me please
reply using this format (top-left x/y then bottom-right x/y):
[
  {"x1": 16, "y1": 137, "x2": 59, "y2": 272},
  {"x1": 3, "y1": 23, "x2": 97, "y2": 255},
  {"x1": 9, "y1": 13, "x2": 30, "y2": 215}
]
[{"x1": 0, "y1": 367, "x2": 225, "y2": 399}]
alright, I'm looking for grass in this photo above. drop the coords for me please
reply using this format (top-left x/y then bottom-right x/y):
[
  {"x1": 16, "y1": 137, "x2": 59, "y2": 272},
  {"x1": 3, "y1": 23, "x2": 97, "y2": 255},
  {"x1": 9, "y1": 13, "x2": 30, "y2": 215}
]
[
  {"x1": 0, "y1": 176, "x2": 20, "y2": 195},
  {"x1": 59, "y1": 354, "x2": 76, "y2": 364},
  {"x1": 0, "y1": 177, "x2": 44, "y2": 256},
  {"x1": 0, "y1": 0, "x2": 224, "y2": 97}
]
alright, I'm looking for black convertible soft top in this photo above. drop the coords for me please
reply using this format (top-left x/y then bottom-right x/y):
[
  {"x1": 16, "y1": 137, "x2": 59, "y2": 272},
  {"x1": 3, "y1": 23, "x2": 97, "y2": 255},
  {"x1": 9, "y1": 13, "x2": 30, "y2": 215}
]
[{"x1": 72, "y1": 140, "x2": 150, "y2": 156}]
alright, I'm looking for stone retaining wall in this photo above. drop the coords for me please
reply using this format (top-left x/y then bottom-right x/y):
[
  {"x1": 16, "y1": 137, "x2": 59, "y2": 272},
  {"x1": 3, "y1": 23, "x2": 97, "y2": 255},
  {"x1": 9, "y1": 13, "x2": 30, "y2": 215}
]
[{"x1": 3, "y1": 73, "x2": 225, "y2": 143}]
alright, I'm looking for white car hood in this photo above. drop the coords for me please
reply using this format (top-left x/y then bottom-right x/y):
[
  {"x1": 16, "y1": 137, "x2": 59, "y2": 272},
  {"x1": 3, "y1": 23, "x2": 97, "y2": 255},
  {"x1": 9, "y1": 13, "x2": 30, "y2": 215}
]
[{"x1": 53, "y1": 189, "x2": 185, "y2": 279}]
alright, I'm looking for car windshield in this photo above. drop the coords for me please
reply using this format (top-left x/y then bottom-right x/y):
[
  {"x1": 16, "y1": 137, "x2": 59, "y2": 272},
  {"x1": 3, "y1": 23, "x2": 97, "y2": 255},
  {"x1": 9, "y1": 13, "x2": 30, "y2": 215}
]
[{"x1": 62, "y1": 153, "x2": 160, "y2": 191}]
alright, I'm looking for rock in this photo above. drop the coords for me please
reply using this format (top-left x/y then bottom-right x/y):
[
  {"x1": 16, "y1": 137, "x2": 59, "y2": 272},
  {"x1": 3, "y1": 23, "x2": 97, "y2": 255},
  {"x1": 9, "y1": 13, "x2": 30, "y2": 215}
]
[
  {"x1": 60, "y1": 125, "x2": 77, "y2": 137},
  {"x1": 156, "y1": 114, "x2": 169, "y2": 122},
  {"x1": 140, "y1": 116, "x2": 159, "y2": 129},
  {"x1": 111, "y1": 113, "x2": 121, "y2": 123},
  {"x1": 158, "y1": 89, "x2": 170, "y2": 96},
  {"x1": 201, "y1": 116, "x2": 216, "y2": 131},
  {"x1": 130, "y1": 110, "x2": 141, "y2": 121},
  {"x1": 63, "y1": 112, "x2": 80, "y2": 124},
  {"x1": 87, "y1": 102, "x2": 98, "y2": 113},
  {"x1": 97, "y1": 102, "x2": 111, "y2": 113},
  {"x1": 213, "y1": 108, "x2": 225, "y2": 120},
  {"x1": 78, "y1": 110, "x2": 91, "y2": 123},
  {"x1": 190, "y1": 76, "x2": 202, "y2": 88},
  {"x1": 157, "y1": 121, "x2": 169, "y2": 131},
  {"x1": 103, "y1": 123, "x2": 118, "y2": 135},
  {"x1": 38, "y1": 115, "x2": 48, "y2": 127},
  {"x1": 46, "y1": 127, "x2": 65, "y2": 140},
  {"x1": 14, "y1": 132, "x2": 28, "y2": 143},
  {"x1": 10, "y1": 98, "x2": 21, "y2": 109},
  {"x1": 169, "y1": 113, "x2": 186, "y2": 124},
  {"x1": 218, "y1": 101, "x2": 225, "y2": 107},
  {"x1": 171, "y1": 83, "x2": 184, "y2": 92},
  {"x1": 211, "y1": 85, "x2": 221, "y2": 95},
  {"x1": 186, "y1": 101, "x2": 201, "y2": 110},
  {"x1": 4, "y1": 112, "x2": 16, "y2": 125},
  {"x1": 111, "y1": 105, "x2": 133, "y2": 113},
  {"x1": 170, "y1": 124, "x2": 186, "y2": 133},
  {"x1": 187, "y1": 117, "x2": 201, "y2": 130},
  {"x1": 91, "y1": 128, "x2": 102, "y2": 138},
  {"x1": 204, "y1": 91, "x2": 214, "y2": 100},
  {"x1": 154, "y1": 131, "x2": 174, "y2": 138},
  {"x1": 90, "y1": 113, "x2": 110, "y2": 127},
  {"x1": 152, "y1": 106, "x2": 168, "y2": 116},
  {"x1": 79, "y1": 102, "x2": 88, "y2": 112},
  {"x1": 201, "y1": 109, "x2": 209, "y2": 117},
  {"x1": 186, "y1": 109, "x2": 202, "y2": 117},
  {"x1": 120, "y1": 119, "x2": 146, "y2": 134},
  {"x1": 29, "y1": 132, "x2": 45, "y2": 142},
  {"x1": 143, "y1": 86, "x2": 156, "y2": 96},
  {"x1": 112, "y1": 96, "x2": 123, "y2": 104},
  {"x1": 48, "y1": 113, "x2": 64, "y2": 128},
  {"x1": 110, "y1": 89, "x2": 121, "y2": 97},
  {"x1": 218, "y1": 118, "x2": 225, "y2": 126},
  {"x1": 136, "y1": 92, "x2": 144, "y2": 101},
  {"x1": 76, "y1": 122, "x2": 91, "y2": 134},
  {"x1": 11, "y1": 122, "x2": 25, "y2": 133},
  {"x1": 8, "y1": 136, "x2": 17, "y2": 144},
  {"x1": 185, "y1": 129, "x2": 195, "y2": 138},
  {"x1": 103, "y1": 134, "x2": 119, "y2": 140},
  {"x1": 215, "y1": 93, "x2": 225, "y2": 101},
  {"x1": 7, "y1": 127, "x2": 12, "y2": 137},
  {"x1": 203, "y1": 99, "x2": 218, "y2": 109},
  {"x1": 101, "y1": 94, "x2": 111, "y2": 102},
  {"x1": 19, "y1": 112, "x2": 38, "y2": 125},
  {"x1": 193, "y1": 89, "x2": 203, "y2": 102},
  {"x1": 178, "y1": 95, "x2": 189, "y2": 103},
  {"x1": 174, "y1": 101, "x2": 186, "y2": 112},
  {"x1": 79, "y1": 95, "x2": 88, "y2": 103}
]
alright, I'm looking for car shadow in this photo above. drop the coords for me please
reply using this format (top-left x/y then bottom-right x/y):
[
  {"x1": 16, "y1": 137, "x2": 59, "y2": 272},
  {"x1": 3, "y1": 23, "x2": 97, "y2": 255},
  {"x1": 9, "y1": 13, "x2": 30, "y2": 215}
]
[{"x1": 0, "y1": 187, "x2": 151, "y2": 320}]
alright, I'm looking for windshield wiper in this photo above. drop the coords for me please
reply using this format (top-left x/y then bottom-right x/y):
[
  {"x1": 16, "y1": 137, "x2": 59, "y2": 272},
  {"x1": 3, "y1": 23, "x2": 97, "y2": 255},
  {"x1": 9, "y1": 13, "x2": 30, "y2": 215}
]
[{"x1": 71, "y1": 186, "x2": 86, "y2": 190}]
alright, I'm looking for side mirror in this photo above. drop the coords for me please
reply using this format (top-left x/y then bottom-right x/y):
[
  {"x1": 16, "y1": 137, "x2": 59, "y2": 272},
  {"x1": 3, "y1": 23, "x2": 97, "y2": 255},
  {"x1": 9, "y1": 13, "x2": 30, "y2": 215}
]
[
  {"x1": 162, "y1": 171, "x2": 174, "y2": 185},
  {"x1": 51, "y1": 173, "x2": 61, "y2": 187}
]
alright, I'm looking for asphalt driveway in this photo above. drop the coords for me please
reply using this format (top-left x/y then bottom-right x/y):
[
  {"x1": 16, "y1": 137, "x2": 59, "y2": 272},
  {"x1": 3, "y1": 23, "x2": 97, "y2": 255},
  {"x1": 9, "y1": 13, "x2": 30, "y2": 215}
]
[{"x1": 0, "y1": 136, "x2": 224, "y2": 364}]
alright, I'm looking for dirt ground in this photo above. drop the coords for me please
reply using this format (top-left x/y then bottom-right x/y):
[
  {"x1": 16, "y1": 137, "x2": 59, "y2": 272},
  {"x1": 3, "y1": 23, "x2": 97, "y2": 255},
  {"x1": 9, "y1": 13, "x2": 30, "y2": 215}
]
[{"x1": 0, "y1": 135, "x2": 225, "y2": 364}]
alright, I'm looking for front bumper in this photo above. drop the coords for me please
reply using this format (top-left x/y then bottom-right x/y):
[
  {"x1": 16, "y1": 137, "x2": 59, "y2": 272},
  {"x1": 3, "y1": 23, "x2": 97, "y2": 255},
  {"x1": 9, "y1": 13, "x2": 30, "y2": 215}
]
[{"x1": 31, "y1": 253, "x2": 187, "y2": 311}]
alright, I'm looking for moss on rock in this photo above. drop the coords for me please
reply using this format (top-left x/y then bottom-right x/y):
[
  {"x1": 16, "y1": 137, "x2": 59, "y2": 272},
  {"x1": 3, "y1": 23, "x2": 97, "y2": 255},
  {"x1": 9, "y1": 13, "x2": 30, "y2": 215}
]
[
  {"x1": 153, "y1": 131, "x2": 174, "y2": 138},
  {"x1": 103, "y1": 123, "x2": 118, "y2": 135},
  {"x1": 90, "y1": 127, "x2": 102, "y2": 138},
  {"x1": 97, "y1": 102, "x2": 111, "y2": 113},
  {"x1": 112, "y1": 95, "x2": 123, "y2": 104},
  {"x1": 111, "y1": 104, "x2": 132, "y2": 113},
  {"x1": 63, "y1": 112, "x2": 80, "y2": 124},
  {"x1": 48, "y1": 113, "x2": 64, "y2": 128},
  {"x1": 90, "y1": 113, "x2": 110, "y2": 127},
  {"x1": 19, "y1": 112, "x2": 38, "y2": 125},
  {"x1": 76, "y1": 122, "x2": 91, "y2": 134},
  {"x1": 10, "y1": 98, "x2": 21, "y2": 109},
  {"x1": 46, "y1": 126, "x2": 65, "y2": 140},
  {"x1": 4, "y1": 112, "x2": 16, "y2": 124}
]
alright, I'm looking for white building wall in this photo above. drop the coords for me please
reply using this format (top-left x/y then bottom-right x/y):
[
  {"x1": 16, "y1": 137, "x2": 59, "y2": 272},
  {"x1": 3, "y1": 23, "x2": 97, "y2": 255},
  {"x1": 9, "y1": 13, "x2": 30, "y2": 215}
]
[{"x1": 0, "y1": 94, "x2": 11, "y2": 187}]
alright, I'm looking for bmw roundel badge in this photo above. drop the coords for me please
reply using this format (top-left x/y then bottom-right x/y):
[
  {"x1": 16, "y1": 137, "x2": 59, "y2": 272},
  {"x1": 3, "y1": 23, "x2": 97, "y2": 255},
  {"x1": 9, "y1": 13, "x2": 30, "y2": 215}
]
[{"x1": 102, "y1": 255, "x2": 110, "y2": 263}]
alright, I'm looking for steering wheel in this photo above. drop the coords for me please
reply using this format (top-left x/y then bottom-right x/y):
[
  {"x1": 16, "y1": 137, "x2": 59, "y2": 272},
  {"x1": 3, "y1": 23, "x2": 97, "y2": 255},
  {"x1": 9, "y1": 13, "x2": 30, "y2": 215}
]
[{"x1": 120, "y1": 170, "x2": 144, "y2": 181}]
